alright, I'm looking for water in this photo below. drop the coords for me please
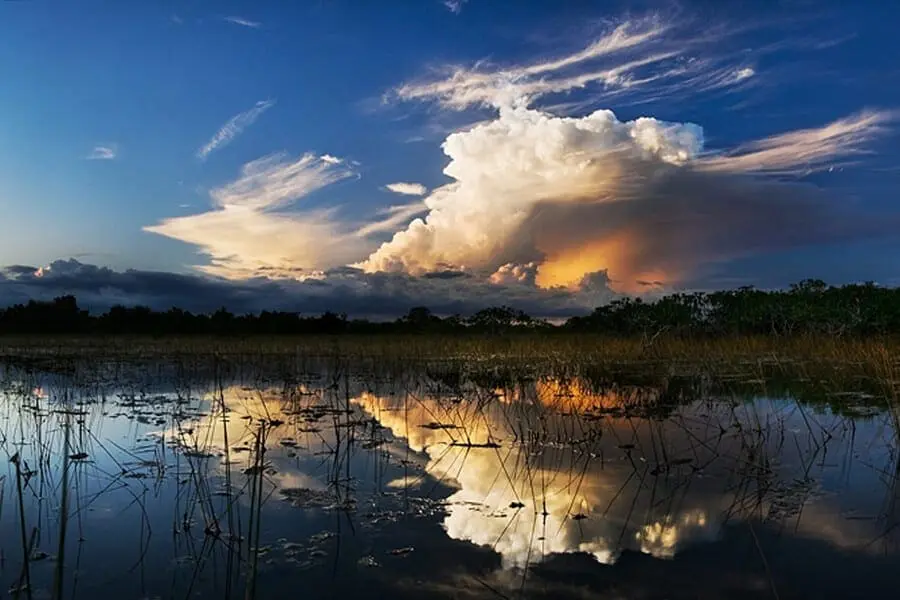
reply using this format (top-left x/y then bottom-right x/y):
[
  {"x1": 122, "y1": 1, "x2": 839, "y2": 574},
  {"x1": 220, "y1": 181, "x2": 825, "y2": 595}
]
[{"x1": 0, "y1": 359, "x2": 898, "y2": 599}]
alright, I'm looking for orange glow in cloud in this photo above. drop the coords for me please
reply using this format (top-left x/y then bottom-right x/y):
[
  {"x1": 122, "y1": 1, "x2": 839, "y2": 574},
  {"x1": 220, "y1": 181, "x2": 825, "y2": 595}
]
[
  {"x1": 535, "y1": 230, "x2": 670, "y2": 294},
  {"x1": 493, "y1": 379, "x2": 660, "y2": 410},
  {"x1": 533, "y1": 379, "x2": 661, "y2": 411}
]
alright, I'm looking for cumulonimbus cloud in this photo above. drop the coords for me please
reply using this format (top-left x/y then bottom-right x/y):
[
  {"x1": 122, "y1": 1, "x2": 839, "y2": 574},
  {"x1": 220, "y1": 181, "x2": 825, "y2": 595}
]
[
  {"x1": 359, "y1": 103, "x2": 893, "y2": 292},
  {"x1": 196, "y1": 99, "x2": 275, "y2": 160},
  {"x1": 356, "y1": 13, "x2": 897, "y2": 292}
]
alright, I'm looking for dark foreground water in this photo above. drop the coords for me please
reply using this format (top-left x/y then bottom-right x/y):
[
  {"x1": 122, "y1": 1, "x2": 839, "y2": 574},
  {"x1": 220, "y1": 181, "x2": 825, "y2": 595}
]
[{"x1": 0, "y1": 359, "x2": 898, "y2": 599}]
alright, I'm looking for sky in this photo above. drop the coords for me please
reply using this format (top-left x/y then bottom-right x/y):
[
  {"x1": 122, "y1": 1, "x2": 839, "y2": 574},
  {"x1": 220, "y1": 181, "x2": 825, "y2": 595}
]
[{"x1": 1, "y1": 0, "x2": 898, "y2": 317}]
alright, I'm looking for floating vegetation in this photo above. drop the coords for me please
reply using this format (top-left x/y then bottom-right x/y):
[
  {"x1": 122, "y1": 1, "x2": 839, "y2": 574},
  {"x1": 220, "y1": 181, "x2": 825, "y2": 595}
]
[
  {"x1": 0, "y1": 349, "x2": 897, "y2": 598},
  {"x1": 358, "y1": 555, "x2": 381, "y2": 568},
  {"x1": 279, "y1": 488, "x2": 337, "y2": 509}
]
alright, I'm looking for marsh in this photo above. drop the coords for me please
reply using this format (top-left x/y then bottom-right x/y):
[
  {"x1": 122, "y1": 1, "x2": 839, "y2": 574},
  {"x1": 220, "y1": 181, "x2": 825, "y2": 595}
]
[{"x1": 0, "y1": 349, "x2": 897, "y2": 599}]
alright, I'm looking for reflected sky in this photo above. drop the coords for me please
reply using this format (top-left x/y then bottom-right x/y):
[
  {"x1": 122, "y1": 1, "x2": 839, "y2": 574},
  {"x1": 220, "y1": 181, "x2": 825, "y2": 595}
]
[
  {"x1": 353, "y1": 378, "x2": 898, "y2": 568},
  {"x1": 1, "y1": 362, "x2": 898, "y2": 599}
]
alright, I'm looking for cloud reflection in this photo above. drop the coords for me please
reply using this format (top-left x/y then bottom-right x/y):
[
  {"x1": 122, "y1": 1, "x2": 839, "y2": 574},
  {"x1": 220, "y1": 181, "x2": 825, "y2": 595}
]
[
  {"x1": 161, "y1": 375, "x2": 898, "y2": 569},
  {"x1": 353, "y1": 382, "x2": 716, "y2": 567}
]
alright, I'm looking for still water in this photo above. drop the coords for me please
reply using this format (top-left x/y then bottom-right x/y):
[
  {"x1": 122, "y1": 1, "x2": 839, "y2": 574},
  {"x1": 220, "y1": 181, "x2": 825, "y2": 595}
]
[{"x1": 0, "y1": 359, "x2": 898, "y2": 599}]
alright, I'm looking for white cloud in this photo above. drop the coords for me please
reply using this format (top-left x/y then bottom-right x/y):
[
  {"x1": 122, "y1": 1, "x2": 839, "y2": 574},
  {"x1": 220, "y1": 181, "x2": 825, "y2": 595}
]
[
  {"x1": 697, "y1": 110, "x2": 892, "y2": 174},
  {"x1": 360, "y1": 104, "x2": 892, "y2": 292},
  {"x1": 489, "y1": 262, "x2": 538, "y2": 286},
  {"x1": 196, "y1": 99, "x2": 275, "y2": 160},
  {"x1": 733, "y1": 67, "x2": 755, "y2": 82},
  {"x1": 208, "y1": 152, "x2": 349, "y2": 210},
  {"x1": 518, "y1": 19, "x2": 669, "y2": 78},
  {"x1": 86, "y1": 144, "x2": 117, "y2": 160},
  {"x1": 443, "y1": 0, "x2": 467, "y2": 14},
  {"x1": 355, "y1": 201, "x2": 428, "y2": 237},
  {"x1": 145, "y1": 153, "x2": 369, "y2": 278},
  {"x1": 360, "y1": 106, "x2": 703, "y2": 285},
  {"x1": 389, "y1": 16, "x2": 757, "y2": 111},
  {"x1": 223, "y1": 16, "x2": 261, "y2": 28},
  {"x1": 384, "y1": 182, "x2": 428, "y2": 196}
]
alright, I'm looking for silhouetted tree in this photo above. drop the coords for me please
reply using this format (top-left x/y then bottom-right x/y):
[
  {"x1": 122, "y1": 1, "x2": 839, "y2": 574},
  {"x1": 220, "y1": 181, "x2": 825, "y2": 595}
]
[{"x1": 2, "y1": 281, "x2": 900, "y2": 337}]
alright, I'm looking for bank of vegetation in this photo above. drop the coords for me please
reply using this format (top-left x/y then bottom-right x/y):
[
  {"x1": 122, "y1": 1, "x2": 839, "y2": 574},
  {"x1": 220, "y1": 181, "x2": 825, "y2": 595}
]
[
  {"x1": 2, "y1": 279, "x2": 900, "y2": 338},
  {"x1": 0, "y1": 279, "x2": 899, "y2": 374}
]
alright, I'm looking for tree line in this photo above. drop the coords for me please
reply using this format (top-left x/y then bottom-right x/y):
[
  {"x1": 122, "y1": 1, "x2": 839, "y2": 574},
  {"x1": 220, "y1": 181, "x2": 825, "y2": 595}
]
[
  {"x1": 0, "y1": 297, "x2": 539, "y2": 336},
  {"x1": 1, "y1": 280, "x2": 899, "y2": 336}
]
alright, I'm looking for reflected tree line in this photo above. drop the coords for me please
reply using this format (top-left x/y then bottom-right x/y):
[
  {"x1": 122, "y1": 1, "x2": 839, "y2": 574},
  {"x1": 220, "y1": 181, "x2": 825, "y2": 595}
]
[{"x1": 2, "y1": 279, "x2": 900, "y2": 336}]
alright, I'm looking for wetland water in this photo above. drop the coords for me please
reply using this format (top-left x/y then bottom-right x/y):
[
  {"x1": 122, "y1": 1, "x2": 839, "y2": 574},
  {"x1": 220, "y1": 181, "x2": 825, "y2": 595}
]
[{"x1": 0, "y1": 358, "x2": 898, "y2": 599}]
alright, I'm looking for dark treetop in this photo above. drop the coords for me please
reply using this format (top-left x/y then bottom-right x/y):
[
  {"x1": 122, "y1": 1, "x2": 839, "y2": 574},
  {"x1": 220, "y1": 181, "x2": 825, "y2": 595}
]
[{"x1": 1, "y1": 280, "x2": 898, "y2": 337}]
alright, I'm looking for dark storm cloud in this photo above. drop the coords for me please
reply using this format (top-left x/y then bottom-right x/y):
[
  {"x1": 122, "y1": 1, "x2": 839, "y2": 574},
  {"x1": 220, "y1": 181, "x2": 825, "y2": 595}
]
[
  {"x1": 520, "y1": 166, "x2": 900, "y2": 287},
  {"x1": 422, "y1": 270, "x2": 471, "y2": 280},
  {"x1": 2, "y1": 265, "x2": 39, "y2": 277},
  {"x1": 0, "y1": 259, "x2": 609, "y2": 319}
]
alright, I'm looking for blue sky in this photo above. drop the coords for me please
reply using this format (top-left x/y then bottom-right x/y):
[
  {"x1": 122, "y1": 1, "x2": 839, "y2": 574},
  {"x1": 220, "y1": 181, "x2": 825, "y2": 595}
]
[{"x1": 1, "y1": 1, "x2": 898, "y2": 315}]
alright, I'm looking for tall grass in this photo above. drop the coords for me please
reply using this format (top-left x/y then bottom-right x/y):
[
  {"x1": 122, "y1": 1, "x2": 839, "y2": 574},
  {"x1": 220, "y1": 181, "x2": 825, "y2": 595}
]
[{"x1": 3, "y1": 332, "x2": 900, "y2": 363}]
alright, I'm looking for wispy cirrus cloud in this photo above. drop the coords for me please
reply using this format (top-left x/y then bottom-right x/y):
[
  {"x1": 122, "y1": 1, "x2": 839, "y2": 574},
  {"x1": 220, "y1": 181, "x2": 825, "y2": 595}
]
[
  {"x1": 0, "y1": 258, "x2": 611, "y2": 318},
  {"x1": 355, "y1": 201, "x2": 429, "y2": 238},
  {"x1": 196, "y1": 99, "x2": 275, "y2": 160},
  {"x1": 697, "y1": 109, "x2": 894, "y2": 174},
  {"x1": 146, "y1": 153, "x2": 368, "y2": 279},
  {"x1": 390, "y1": 17, "x2": 673, "y2": 110},
  {"x1": 86, "y1": 144, "x2": 117, "y2": 160},
  {"x1": 384, "y1": 182, "x2": 428, "y2": 196},
  {"x1": 388, "y1": 15, "x2": 777, "y2": 112},
  {"x1": 443, "y1": 0, "x2": 468, "y2": 14},
  {"x1": 223, "y1": 16, "x2": 261, "y2": 29}
]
